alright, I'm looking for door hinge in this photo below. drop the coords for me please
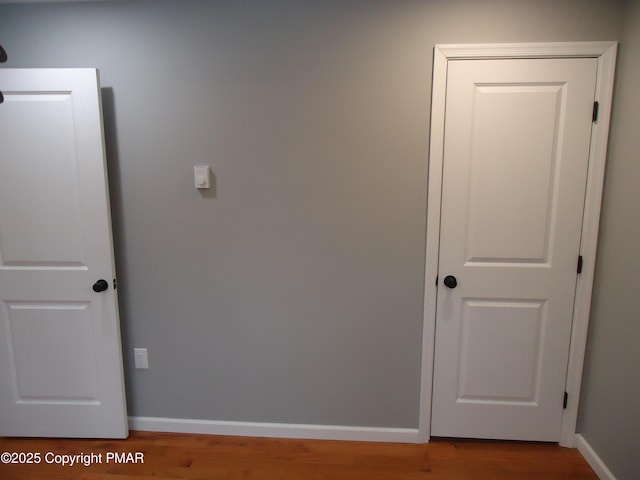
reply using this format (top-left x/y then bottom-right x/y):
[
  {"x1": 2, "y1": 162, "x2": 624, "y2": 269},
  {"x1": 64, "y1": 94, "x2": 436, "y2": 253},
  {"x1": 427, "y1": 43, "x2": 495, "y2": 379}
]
[
  {"x1": 592, "y1": 101, "x2": 599, "y2": 122},
  {"x1": 435, "y1": 275, "x2": 438, "y2": 286},
  {"x1": 577, "y1": 255, "x2": 583, "y2": 274},
  {"x1": 563, "y1": 392, "x2": 568, "y2": 409},
  {"x1": 113, "y1": 278, "x2": 117, "y2": 290}
]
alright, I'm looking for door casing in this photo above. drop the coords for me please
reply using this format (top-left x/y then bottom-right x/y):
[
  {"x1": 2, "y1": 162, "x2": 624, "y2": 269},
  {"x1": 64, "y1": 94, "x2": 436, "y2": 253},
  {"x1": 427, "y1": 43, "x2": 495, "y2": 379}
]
[{"x1": 419, "y1": 42, "x2": 618, "y2": 447}]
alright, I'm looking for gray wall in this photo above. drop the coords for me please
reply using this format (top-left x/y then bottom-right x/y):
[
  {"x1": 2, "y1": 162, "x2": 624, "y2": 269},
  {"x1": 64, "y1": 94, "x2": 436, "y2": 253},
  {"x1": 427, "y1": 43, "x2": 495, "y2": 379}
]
[
  {"x1": 0, "y1": 0, "x2": 624, "y2": 429},
  {"x1": 578, "y1": 0, "x2": 640, "y2": 478}
]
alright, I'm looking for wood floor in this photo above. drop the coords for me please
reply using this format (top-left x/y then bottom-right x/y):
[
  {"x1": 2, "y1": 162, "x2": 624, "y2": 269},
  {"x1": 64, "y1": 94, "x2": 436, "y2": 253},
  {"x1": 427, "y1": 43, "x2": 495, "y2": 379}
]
[{"x1": 0, "y1": 431, "x2": 598, "y2": 480}]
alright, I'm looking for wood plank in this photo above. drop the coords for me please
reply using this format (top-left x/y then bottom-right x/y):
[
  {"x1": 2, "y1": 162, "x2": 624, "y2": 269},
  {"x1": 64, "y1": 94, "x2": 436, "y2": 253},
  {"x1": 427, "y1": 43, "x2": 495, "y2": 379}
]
[{"x1": 0, "y1": 431, "x2": 598, "y2": 479}]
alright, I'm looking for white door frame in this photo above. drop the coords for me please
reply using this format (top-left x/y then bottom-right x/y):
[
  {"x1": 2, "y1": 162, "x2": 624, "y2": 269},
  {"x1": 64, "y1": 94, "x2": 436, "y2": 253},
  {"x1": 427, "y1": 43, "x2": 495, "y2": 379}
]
[{"x1": 419, "y1": 42, "x2": 617, "y2": 447}]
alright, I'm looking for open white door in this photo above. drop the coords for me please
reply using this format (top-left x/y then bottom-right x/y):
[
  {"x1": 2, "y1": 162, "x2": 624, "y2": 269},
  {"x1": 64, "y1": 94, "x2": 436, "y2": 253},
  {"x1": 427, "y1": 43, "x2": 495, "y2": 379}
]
[{"x1": 0, "y1": 69, "x2": 128, "y2": 438}]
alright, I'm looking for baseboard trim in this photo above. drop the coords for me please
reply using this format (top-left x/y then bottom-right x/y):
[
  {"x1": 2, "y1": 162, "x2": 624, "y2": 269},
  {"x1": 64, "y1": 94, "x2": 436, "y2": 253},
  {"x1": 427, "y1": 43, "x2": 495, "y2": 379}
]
[
  {"x1": 575, "y1": 434, "x2": 617, "y2": 480},
  {"x1": 129, "y1": 416, "x2": 420, "y2": 443}
]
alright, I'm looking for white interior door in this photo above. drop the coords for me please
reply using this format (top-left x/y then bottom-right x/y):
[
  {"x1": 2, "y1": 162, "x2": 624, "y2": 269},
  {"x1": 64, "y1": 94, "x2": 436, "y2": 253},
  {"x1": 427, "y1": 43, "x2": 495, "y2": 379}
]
[
  {"x1": 0, "y1": 69, "x2": 128, "y2": 438},
  {"x1": 431, "y1": 57, "x2": 598, "y2": 441}
]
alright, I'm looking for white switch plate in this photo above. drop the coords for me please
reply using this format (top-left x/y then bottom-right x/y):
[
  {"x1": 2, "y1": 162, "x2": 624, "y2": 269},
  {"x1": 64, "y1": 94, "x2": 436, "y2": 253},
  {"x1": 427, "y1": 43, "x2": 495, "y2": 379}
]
[
  {"x1": 194, "y1": 165, "x2": 211, "y2": 189},
  {"x1": 134, "y1": 348, "x2": 149, "y2": 369}
]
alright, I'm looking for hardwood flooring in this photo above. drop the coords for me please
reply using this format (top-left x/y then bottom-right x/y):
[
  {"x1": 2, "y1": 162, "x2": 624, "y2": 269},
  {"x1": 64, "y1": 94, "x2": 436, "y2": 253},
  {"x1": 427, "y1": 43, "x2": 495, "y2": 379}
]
[{"x1": 0, "y1": 431, "x2": 598, "y2": 479}]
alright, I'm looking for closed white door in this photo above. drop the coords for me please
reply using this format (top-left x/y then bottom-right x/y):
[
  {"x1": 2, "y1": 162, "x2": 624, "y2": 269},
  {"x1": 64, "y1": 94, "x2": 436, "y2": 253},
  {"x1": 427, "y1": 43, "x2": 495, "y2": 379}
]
[
  {"x1": 431, "y1": 58, "x2": 598, "y2": 441},
  {"x1": 0, "y1": 69, "x2": 128, "y2": 438}
]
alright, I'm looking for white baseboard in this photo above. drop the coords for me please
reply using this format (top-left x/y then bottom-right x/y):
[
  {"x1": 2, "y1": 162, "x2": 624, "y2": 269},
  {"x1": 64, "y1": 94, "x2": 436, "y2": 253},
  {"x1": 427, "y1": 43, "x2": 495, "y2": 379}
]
[
  {"x1": 129, "y1": 416, "x2": 420, "y2": 443},
  {"x1": 575, "y1": 434, "x2": 617, "y2": 480}
]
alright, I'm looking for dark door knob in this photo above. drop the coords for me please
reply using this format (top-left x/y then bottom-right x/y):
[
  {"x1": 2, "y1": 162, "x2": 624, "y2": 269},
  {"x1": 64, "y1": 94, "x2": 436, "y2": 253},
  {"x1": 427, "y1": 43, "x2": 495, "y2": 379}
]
[
  {"x1": 443, "y1": 275, "x2": 458, "y2": 289},
  {"x1": 92, "y1": 279, "x2": 109, "y2": 293}
]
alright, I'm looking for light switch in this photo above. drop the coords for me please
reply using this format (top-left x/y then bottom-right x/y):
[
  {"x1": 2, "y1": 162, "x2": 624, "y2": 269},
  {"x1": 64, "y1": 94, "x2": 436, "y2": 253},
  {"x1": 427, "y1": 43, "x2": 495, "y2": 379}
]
[
  {"x1": 194, "y1": 165, "x2": 211, "y2": 189},
  {"x1": 134, "y1": 348, "x2": 149, "y2": 369}
]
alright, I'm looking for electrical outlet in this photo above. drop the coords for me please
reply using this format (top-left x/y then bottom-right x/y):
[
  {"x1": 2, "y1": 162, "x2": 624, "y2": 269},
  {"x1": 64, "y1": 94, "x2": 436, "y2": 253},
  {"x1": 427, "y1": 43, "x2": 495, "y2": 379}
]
[{"x1": 134, "y1": 348, "x2": 149, "y2": 369}]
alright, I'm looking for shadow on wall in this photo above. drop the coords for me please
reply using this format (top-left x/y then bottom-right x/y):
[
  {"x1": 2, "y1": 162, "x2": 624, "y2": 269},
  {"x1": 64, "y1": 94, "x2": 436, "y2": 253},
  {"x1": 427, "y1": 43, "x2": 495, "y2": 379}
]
[{"x1": 100, "y1": 86, "x2": 137, "y2": 409}]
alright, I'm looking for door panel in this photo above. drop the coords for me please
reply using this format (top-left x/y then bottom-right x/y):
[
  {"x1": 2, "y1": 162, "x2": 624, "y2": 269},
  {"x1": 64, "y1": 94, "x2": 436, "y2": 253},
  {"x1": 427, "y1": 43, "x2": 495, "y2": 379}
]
[
  {"x1": 7, "y1": 302, "x2": 98, "y2": 401},
  {"x1": 466, "y1": 84, "x2": 564, "y2": 265},
  {"x1": 0, "y1": 69, "x2": 128, "y2": 438},
  {"x1": 457, "y1": 299, "x2": 545, "y2": 404},
  {"x1": 431, "y1": 58, "x2": 597, "y2": 441},
  {"x1": 0, "y1": 93, "x2": 86, "y2": 266}
]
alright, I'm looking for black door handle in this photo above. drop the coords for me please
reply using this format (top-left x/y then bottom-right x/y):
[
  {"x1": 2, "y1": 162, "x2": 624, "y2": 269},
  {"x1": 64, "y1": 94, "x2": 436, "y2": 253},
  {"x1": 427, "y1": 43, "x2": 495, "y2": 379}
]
[
  {"x1": 443, "y1": 275, "x2": 458, "y2": 289},
  {"x1": 92, "y1": 279, "x2": 109, "y2": 293}
]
